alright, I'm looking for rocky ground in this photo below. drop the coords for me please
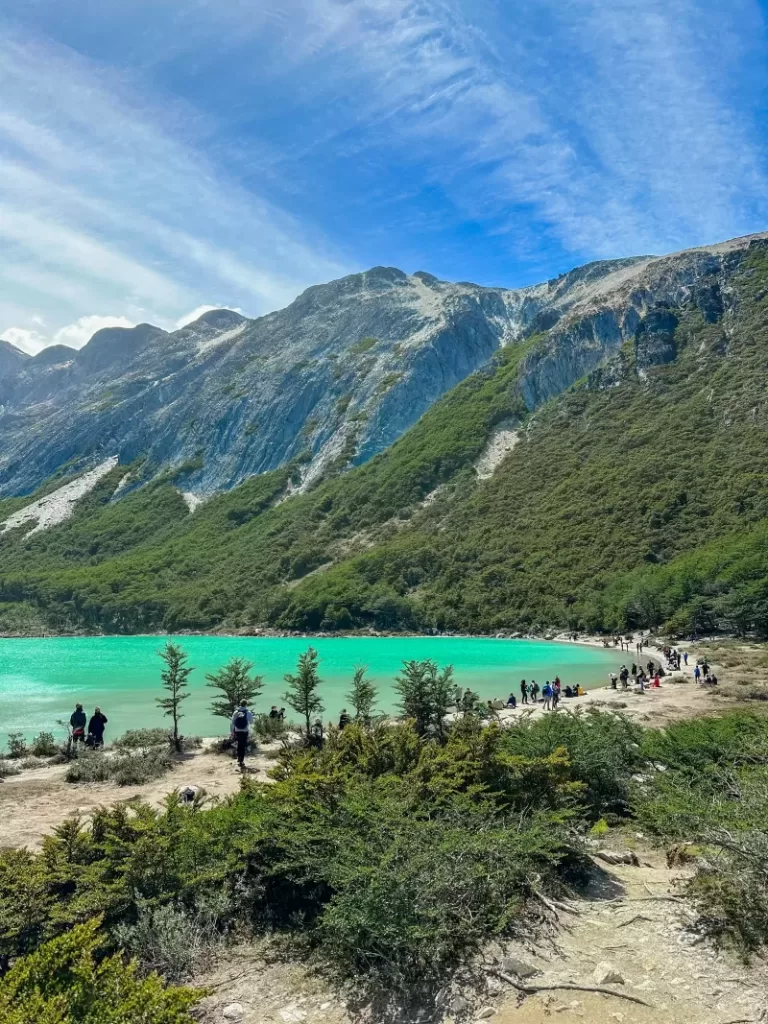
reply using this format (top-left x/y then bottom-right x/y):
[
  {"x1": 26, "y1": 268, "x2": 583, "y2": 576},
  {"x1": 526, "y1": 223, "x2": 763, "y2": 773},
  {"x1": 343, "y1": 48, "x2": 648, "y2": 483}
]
[{"x1": 191, "y1": 840, "x2": 768, "y2": 1024}]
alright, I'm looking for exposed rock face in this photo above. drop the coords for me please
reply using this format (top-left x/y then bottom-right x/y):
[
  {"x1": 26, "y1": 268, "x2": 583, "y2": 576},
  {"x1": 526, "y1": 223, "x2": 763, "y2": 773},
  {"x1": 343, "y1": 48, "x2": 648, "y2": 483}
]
[{"x1": 0, "y1": 233, "x2": 764, "y2": 498}]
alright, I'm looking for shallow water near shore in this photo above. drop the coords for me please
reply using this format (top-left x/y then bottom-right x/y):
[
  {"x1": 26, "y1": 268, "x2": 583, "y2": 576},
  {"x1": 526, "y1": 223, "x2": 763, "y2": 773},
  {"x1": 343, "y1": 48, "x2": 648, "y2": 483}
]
[{"x1": 0, "y1": 635, "x2": 625, "y2": 740}]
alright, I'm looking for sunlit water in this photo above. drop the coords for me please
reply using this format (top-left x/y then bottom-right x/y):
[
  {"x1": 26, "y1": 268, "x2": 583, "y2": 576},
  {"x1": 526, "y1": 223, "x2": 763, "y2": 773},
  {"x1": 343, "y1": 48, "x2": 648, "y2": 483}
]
[{"x1": 0, "y1": 635, "x2": 625, "y2": 741}]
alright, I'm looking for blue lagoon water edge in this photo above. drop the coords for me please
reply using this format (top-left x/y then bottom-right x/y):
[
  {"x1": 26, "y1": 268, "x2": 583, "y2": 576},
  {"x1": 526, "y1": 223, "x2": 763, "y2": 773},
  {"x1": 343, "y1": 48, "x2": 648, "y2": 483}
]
[{"x1": 0, "y1": 635, "x2": 626, "y2": 740}]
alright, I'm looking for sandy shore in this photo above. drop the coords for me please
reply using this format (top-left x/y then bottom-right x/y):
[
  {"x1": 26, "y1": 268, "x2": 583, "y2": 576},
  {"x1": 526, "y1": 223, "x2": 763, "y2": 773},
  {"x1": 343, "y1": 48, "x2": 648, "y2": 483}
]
[{"x1": 0, "y1": 635, "x2": 740, "y2": 852}]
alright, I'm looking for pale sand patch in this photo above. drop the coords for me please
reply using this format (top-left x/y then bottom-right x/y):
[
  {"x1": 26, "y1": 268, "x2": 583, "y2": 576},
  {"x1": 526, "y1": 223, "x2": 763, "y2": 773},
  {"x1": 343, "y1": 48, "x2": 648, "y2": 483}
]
[
  {"x1": 0, "y1": 743, "x2": 273, "y2": 851},
  {"x1": 475, "y1": 421, "x2": 520, "y2": 479},
  {"x1": 0, "y1": 456, "x2": 119, "y2": 537},
  {"x1": 181, "y1": 490, "x2": 204, "y2": 512}
]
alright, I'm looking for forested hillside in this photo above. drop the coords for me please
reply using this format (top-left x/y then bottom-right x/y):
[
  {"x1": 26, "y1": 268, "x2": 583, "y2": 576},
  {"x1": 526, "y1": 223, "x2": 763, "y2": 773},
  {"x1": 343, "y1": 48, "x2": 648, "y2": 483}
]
[{"x1": 1, "y1": 241, "x2": 767, "y2": 637}]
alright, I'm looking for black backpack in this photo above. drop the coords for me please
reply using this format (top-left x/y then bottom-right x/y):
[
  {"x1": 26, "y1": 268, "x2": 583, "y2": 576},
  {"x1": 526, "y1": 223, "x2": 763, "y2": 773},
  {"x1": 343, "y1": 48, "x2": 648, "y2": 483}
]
[{"x1": 234, "y1": 709, "x2": 249, "y2": 732}]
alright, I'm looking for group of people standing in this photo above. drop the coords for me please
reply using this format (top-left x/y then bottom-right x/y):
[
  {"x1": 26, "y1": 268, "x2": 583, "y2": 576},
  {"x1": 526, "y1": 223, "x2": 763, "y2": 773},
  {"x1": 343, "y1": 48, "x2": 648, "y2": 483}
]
[
  {"x1": 68, "y1": 704, "x2": 108, "y2": 748},
  {"x1": 510, "y1": 677, "x2": 585, "y2": 711}
]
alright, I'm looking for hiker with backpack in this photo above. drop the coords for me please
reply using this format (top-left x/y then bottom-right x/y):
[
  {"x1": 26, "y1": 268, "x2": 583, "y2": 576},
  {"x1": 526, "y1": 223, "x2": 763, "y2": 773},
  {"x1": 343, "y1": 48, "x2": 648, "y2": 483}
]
[{"x1": 230, "y1": 701, "x2": 254, "y2": 769}]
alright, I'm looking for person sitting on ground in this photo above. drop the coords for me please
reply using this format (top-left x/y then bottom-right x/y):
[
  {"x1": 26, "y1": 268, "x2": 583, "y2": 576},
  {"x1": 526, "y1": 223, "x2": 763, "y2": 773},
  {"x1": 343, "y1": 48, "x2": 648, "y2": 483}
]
[
  {"x1": 710, "y1": 673, "x2": 718, "y2": 685},
  {"x1": 505, "y1": 692, "x2": 517, "y2": 708},
  {"x1": 564, "y1": 685, "x2": 574, "y2": 698},
  {"x1": 268, "y1": 706, "x2": 280, "y2": 719},
  {"x1": 651, "y1": 673, "x2": 661, "y2": 687},
  {"x1": 230, "y1": 701, "x2": 254, "y2": 768},
  {"x1": 87, "y1": 707, "x2": 108, "y2": 749},
  {"x1": 70, "y1": 703, "x2": 86, "y2": 745},
  {"x1": 576, "y1": 684, "x2": 586, "y2": 696},
  {"x1": 338, "y1": 708, "x2": 352, "y2": 730}
]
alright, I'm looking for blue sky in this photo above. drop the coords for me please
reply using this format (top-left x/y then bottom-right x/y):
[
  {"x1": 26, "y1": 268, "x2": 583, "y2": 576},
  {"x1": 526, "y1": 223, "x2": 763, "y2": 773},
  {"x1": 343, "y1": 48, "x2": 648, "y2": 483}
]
[{"x1": 2, "y1": 0, "x2": 768, "y2": 353}]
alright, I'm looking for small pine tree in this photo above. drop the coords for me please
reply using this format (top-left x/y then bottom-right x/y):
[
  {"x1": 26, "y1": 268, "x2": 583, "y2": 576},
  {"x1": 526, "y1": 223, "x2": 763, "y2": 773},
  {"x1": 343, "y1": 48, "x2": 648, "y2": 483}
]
[
  {"x1": 284, "y1": 647, "x2": 324, "y2": 743},
  {"x1": 206, "y1": 658, "x2": 263, "y2": 723},
  {"x1": 394, "y1": 659, "x2": 454, "y2": 739},
  {"x1": 346, "y1": 665, "x2": 377, "y2": 724},
  {"x1": 157, "y1": 642, "x2": 193, "y2": 753}
]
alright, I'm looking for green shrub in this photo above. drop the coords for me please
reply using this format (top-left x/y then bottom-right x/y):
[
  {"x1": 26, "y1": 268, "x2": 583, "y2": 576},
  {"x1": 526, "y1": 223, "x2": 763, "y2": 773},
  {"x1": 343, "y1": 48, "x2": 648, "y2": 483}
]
[
  {"x1": 636, "y1": 712, "x2": 768, "y2": 953},
  {"x1": 114, "y1": 895, "x2": 230, "y2": 981},
  {"x1": 253, "y1": 713, "x2": 288, "y2": 741},
  {"x1": 5, "y1": 734, "x2": 26, "y2": 760},
  {"x1": 0, "y1": 759, "x2": 20, "y2": 779},
  {"x1": 503, "y1": 708, "x2": 644, "y2": 818},
  {"x1": 114, "y1": 728, "x2": 171, "y2": 750},
  {"x1": 29, "y1": 732, "x2": 58, "y2": 757},
  {"x1": 64, "y1": 751, "x2": 113, "y2": 783},
  {"x1": 65, "y1": 748, "x2": 173, "y2": 786},
  {"x1": 0, "y1": 918, "x2": 201, "y2": 1023}
]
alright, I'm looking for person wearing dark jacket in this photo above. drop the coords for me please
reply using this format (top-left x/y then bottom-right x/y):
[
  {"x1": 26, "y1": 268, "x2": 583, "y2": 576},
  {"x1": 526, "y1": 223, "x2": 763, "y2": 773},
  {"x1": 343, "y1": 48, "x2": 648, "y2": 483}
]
[
  {"x1": 338, "y1": 709, "x2": 351, "y2": 730},
  {"x1": 70, "y1": 704, "x2": 87, "y2": 745},
  {"x1": 88, "y1": 707, "x2": 108, "y2": 748}
]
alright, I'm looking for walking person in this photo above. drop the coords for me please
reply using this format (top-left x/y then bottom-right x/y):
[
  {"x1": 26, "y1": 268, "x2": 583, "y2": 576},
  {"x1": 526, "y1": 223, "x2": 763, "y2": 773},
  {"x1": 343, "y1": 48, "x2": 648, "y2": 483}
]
[
  {"x1": 338, "y1": 708, "x2": 351, "y2": 730},
  {"x1": 683, "y1": 651, "x2": 688, "y2": 666},
  {"x1": 87, "y1": 707, "x2": 108, "y2": 749},
  {"x1": 530, "y1": 680, "x2": 540, "y2": 703},
  {"x1": 70, "y1": 703, "x2": 86, "y2": 746},
  {"x1": 230, "y1": 701, "x2": 254, "y2": 769},
  {"x1": 694, "y1": 664, "x2": 701, "y2": 685}
]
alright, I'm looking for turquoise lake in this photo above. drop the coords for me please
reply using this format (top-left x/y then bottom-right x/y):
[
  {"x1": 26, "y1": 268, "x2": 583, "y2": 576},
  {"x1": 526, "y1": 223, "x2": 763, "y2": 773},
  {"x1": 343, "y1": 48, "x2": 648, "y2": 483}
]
[{"x1": 0, "y1": 636, "x2": 625, "y2": 740}]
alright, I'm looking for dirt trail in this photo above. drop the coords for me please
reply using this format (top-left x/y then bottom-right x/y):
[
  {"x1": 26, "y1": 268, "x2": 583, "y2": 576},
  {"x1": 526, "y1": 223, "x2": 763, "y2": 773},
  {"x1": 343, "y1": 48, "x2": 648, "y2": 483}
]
[
  {"x1": 492, "y1": 848, "x2": 767, "y2": 1024},
  {"x1": 192, "y1": 847, "x2": 767, "y2": 1024},
  {"x1": 0, "y1": 747, "x2": 268, "y2": 850}
]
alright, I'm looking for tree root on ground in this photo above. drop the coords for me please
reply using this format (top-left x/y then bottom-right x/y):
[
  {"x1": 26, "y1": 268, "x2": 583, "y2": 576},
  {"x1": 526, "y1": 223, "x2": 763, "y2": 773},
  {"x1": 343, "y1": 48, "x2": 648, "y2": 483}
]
[{"x1": 487, "y1": 968, "x2": 653, "y2": 1008}]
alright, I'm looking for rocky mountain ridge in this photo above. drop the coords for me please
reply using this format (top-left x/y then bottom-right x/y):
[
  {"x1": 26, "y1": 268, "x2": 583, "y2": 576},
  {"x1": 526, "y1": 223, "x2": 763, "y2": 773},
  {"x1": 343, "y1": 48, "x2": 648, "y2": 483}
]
[{"x1": 0, "y1": 232, "x2": 765, "y2": 500}]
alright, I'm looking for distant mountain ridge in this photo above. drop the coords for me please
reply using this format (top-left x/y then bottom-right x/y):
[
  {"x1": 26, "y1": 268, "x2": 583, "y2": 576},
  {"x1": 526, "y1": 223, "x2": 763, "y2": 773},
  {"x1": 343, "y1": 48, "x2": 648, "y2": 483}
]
[
  {"x1": 0, "y1": 233, "x2": 765, "y2": 501},
  {"x1": 1, "y1": 231, "x2": 767, "y2": 638}
]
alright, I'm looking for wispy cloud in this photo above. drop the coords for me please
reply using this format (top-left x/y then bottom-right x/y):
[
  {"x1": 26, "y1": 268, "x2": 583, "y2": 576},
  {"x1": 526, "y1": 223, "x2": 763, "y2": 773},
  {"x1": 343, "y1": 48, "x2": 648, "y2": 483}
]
[
  {"x1": 254, "y1": 0, "x2": 768, "y2": 260},
  {"x1": 1, "y1": 0, "x2": 767, "y2": 350},
  {"x1": 0, "y1": 27, "x2": 349, "y2": 349}
]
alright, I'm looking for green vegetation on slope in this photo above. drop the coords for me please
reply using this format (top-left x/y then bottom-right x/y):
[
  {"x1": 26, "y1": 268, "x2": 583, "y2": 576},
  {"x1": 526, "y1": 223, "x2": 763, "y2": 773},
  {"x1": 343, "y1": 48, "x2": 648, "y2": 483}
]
[
  {"x1": 1, "y1": 245, "x2": 768, "y2": 636},
  {"x1": 0, "y1": 337, "x2": 536, "y2": 632}
]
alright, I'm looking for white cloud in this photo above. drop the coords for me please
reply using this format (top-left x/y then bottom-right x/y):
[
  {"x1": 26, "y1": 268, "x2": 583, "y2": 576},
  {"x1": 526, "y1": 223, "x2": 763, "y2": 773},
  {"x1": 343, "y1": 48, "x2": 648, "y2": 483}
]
[
  {"x1": 1, "y1": 327, "x2": 46, "y2": 356},
  {"x1": 2, "y1": 315, "x2": 136, "y2": 355},
  {"x1": 174, "y1": 305, "x2": 244, "y2": 329},
  {"x1": 52, "y1": 315, "x2": 136, "y2": 350},
  {"x1": 220, "y1": 0, "x2": 768, "y2": 261},
  {"x1": 0, "y1": 28, "x2": 349, "y2": 349}
]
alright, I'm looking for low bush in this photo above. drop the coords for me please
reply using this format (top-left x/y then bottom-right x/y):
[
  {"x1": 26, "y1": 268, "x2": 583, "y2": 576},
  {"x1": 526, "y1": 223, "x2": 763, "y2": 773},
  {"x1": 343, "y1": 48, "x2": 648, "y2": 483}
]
[
  {"x1": 29, "y1": 731, "x2": 58, "y2": 757},
  {"x1": 503, "y1": 708, "x2": 644, "y2": 818},
  {"x1": 114, "y1": 728, "x2": 171, "y2": 750},
  {"x1": 0, "y1": 759, "x2": 20, "y2": 779},
  {"x1": 64, "y1": 751, "x2": 113, "y2": 783},
  {"x1": 253, "y1": 713, "x2": 288, "y2": 741},
  {"x1": 0, "y1": 918, "x2": 201, "y2": 1023},
  {"x1": 65, "y1": 747, "x2": 173, "y2": 786},
  {"x1": 113, "y1": 894, "x2": 231, "y2": 981},
  {"x1": 5, "y1": 734, "x2": 26, "y2": 760},
  {"x1": 635, "y1": 712, "x2": 768, "y2": 954},
  {"x1": 113, "y1": 729, "x2": 202, "y2": 753}
]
